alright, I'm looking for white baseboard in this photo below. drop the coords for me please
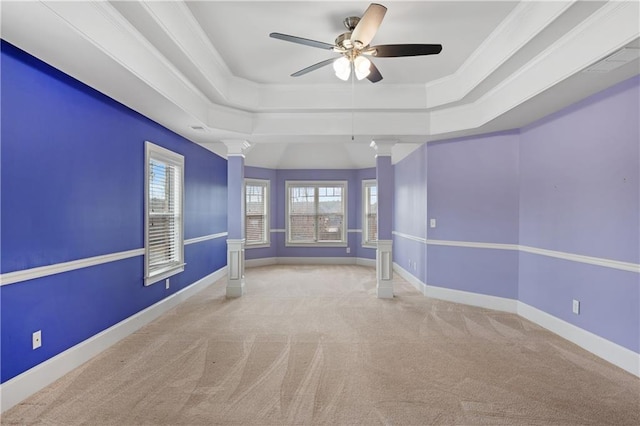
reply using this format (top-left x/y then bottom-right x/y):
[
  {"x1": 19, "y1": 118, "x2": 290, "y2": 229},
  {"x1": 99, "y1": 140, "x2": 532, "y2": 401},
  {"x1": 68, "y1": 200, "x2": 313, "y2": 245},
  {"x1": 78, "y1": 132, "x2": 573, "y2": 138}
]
[
  {"x1": 517, "y1": 302, "x2": 640, "y2": 378},
  {"x1": 425, "y1": 285, "x2": 518, "y2": 313},
  {"x1": 393, "y1": 262, "x2": 427, "y2": 294},
  {"x1": 392, "y1": 262, "x2": 639, "y2": 378},
  {"x1": 356, "y1": 257, "x2": 376, "y2": 267},
  {"x1": 245, "y1": 257, "x2": 277, "y2": 268},
  {"x1": 245, "y1": 257, "x2": 376, "y2": 268},
  {"x1": 0, "y1": 266, "x2": 227, "y2": 413},
  {"x1": 276, "y1": 257, "x2": 357, "y2": 265}
]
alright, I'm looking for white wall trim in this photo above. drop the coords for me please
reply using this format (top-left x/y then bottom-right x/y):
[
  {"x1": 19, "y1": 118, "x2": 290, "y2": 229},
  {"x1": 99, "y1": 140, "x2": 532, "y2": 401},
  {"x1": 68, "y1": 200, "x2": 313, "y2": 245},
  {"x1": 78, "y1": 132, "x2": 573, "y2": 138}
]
[
  {"x1": 0, "y1": 232, "x2": 231, "y2": 287},
  {"x1": 393, "y1": 232, "x2": 640, "y2": 273},
  {"x1": 393, "y1": 262, "x2": 427, "y2": 295},
  {"x1": 517, "y1": 302, "x2": 640, "y2": 378},
  {"x1": 518, "y1": 244, "x2": 640, "y2": 273},
  {"x1": 275, "y1": 257, "x2": 358, "y2": 266},
  {"x1": 347, "y1": 229, "x2": 362, "y2": 233},
  {"x1": 184, "y1": 232, "x2": 228, "y2": 245},
  {"x1": 0, "y1": 249, "x2": 145, "y2": 287},
  {"x1": 395, "y1": 262, "x2": 518, "y2": 313},
  {"x1": 270, "y1": 229, "x2": 285, "y2": 233},
  {"x1": 425, "y1": 284, "x2": 518, "y2": 314},
  {"x1": 245, "y1": 257, "x2": 376, "y2": 268},
  {"x1": 426, "y1": 239, "x2": 519, "y2": 251},
  {"x1": 0, "y1": 266, "x2": 228, "y2": 413},
  {"x1": 356, "y1": 258, "x2": 376, "y2": 268},
  {"x1": 392, "y1": 231, "x2": 427, "y2": 244},
  {"x1": 245, "y1": 257, "x2": 278, "y2": 268}
]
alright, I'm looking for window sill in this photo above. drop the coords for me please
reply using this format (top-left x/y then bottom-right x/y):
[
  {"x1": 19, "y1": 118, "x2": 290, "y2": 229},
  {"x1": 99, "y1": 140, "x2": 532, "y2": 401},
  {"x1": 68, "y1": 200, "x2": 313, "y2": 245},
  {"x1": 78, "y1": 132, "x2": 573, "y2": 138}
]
[
  {"x1": 362, "y1": 243, "x2": 377, "y2": 249},
  {"x1": 145, "y1": 264, "x2": 185, "y2": 286},
  {"x1": 246, "y1": 243, "x2": 271, "y2": 249}
]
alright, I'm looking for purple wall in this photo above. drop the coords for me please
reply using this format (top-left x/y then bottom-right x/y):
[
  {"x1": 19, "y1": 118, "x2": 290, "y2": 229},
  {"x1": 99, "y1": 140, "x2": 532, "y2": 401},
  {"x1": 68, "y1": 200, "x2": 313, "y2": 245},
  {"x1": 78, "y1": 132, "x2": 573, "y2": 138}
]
[
  {"x1": 393, "y1": 143, "x2": 428, "y2": 283},
  {"x1": 427, "y1": 131, "x2": 521, "y2": 244},
  {"x1": 426, "y1": 131, "x2": 520, "y2": 299},
  {"x1": 376, "y1": 156, "x2": 394, "y2": 241},
  {"x1": 392, "y1": 75, "x2": 640, "y2": 354},
  {"x1": 227, "y1": 156, "x2": 245, "y2": 240},
  {"x1": 518, "y1": 75, "x2": 640, "y2": 352},
  {"x1": 519, "y1": 76, "x2": 639, "y2": 263}
]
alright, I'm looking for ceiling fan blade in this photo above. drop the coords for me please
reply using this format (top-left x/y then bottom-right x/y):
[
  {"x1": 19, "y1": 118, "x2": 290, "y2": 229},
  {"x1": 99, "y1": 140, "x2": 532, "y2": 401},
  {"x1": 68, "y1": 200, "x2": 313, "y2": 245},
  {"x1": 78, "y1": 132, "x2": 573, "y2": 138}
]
[
  {"x1": 270, "y1": 32, "x2": 335, "y2": 50},
  {"x1": 291, "y1": 58, "x2": 336, "y2": 77},
  {"x1": 366, "y1": 60, "x2": 383, "y2": 83},
  {"x1": 351, "y1": 3, "x2": 387, "y2": 48},
  {"x1": 370, "y1": 44, "x2": 443, "y2": 57}
]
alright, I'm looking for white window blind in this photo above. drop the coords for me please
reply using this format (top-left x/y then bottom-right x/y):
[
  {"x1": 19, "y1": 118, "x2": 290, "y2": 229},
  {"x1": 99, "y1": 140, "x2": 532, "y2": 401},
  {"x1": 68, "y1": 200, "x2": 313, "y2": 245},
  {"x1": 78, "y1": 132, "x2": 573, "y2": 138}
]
[
  {"x1": 363, "y1": 180, "x2": 378, "y2": 246},
  {"x1": 286, "y1": 181, "x2": 347, "y2": 246},
  {"x1": 245, "y1": 179, "x2": 269, "y2": 246},
  {"x1": 145, "y1": 142, "x2": 184, "y2": 286}
]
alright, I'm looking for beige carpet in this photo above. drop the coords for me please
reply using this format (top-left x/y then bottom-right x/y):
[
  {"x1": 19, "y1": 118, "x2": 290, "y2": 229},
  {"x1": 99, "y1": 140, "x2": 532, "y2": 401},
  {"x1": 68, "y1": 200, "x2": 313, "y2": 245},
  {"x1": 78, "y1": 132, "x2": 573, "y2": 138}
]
[{"x1": 2, "y1": 264, "x2": 639, "y2": 425}]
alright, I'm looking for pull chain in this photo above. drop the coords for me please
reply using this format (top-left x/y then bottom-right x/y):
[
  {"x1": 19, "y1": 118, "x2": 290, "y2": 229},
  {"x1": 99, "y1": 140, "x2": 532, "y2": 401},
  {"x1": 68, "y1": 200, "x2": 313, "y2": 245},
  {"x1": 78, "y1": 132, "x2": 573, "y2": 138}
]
[{"x1": 351, "y1": 62, "x2": 355, "y2": 141}]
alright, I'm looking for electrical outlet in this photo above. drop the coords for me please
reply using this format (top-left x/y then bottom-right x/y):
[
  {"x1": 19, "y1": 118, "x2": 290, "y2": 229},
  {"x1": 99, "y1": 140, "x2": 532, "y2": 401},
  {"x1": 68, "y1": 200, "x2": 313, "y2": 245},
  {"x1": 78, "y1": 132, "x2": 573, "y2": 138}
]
[
  {"x1": 346, "y1": 247, "x2": 350, "y2": 254},
  {"x1": 32, "y1": 330, "x2": 42, "y2": 350},
  {"x1": 572, "y1": 299, "x2": 580, "y2": 315},
  {"x1": 165, "y1": 279, "x2": 170, "y2": 290},
  {"x1": 430, "y1": 218, "x2": 437, "y2": 228}
]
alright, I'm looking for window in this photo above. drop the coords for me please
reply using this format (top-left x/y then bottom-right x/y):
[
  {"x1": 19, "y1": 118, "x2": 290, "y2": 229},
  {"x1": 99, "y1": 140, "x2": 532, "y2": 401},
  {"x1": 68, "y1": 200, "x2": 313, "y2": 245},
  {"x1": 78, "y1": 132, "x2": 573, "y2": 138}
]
[
  {"x1": 145, "y1": 142, "x2": 184, "y2": 286},
  {"x1": 363, "y1": 180, "x2": 378, "y2": 247},
  {"x1": 286, "y1": 181, "x2": 347, "y2": 246},
  {"x1": 245, "y1": 179, "x2": 270, "y2": 247}
]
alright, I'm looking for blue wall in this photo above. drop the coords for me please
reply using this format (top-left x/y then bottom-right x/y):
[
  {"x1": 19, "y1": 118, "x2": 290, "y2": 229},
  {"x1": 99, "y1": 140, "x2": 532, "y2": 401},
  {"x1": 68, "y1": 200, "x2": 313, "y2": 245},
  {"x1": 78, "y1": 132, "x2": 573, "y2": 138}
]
[{"x1": 0, "y1": 41, "x2": 228, "y2": 382}]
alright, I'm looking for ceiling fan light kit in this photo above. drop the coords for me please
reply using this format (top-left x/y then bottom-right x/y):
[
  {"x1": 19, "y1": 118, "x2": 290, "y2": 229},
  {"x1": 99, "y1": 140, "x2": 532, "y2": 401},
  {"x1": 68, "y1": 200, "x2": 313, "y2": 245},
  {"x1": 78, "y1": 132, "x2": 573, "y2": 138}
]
[{"x1": 270, "y1": 3, "x2": 443, "y2": 83}]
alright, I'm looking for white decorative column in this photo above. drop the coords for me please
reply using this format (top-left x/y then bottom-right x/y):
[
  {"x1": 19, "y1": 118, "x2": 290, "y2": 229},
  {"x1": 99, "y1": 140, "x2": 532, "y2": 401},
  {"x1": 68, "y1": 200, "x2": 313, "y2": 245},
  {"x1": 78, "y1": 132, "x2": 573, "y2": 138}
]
[
  {"x1": 370, "y1": 140, "x2": 395, "y2": 299},
  {"x1": 224, "y1": 139, "x2": 251, "y2": 298}
]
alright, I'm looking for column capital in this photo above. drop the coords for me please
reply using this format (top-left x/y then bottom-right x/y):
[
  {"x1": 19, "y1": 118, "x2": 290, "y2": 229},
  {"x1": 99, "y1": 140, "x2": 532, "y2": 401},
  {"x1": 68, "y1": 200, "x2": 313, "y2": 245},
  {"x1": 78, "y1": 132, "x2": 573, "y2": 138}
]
[
  {"x1": 222, "y1": 139, "x2": 252, "y2": 157},
  {"x1": 369, "y1": 140, "x2": 396, "y2": 157}
]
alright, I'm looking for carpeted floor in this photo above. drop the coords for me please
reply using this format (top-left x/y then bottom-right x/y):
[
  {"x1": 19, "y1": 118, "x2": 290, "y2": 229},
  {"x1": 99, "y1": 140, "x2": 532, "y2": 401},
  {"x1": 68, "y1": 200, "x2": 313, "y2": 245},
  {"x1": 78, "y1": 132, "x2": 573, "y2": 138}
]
[{"x1": 2, "y1": 264, "x2": 639, "y2": 425}]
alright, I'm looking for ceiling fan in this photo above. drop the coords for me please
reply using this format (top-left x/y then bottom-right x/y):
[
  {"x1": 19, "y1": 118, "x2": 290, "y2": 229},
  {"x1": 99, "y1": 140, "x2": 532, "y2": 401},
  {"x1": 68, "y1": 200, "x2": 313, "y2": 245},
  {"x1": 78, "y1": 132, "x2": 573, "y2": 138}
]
[{"x1": 269, "y1": 3, "x2": 442, "y2": 83}]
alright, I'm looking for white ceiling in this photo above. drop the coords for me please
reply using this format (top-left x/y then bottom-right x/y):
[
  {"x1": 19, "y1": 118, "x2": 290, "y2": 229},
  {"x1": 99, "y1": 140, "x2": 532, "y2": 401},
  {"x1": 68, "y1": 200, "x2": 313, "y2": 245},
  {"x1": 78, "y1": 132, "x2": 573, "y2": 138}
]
[{"x1": 2, "y1": 1, "x2": 639, "y2": 169}]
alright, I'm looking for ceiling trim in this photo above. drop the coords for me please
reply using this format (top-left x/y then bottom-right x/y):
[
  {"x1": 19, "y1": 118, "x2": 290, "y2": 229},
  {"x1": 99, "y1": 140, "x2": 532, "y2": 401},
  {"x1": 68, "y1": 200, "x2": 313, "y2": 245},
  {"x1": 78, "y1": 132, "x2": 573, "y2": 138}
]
[
  {"x1": 425, "y1": 0, "x2": 575, "y2": 108},
  {"x1": 430, "y1": 0, "x2": 640, "y2": 135}
]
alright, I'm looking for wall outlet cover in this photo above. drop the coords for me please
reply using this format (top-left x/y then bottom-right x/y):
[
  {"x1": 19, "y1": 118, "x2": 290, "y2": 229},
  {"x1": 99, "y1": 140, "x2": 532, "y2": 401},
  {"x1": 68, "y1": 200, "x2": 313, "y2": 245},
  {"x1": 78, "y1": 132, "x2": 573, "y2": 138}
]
[{"x1": 32, "y1": 330, "x2": 42, "y2": 350}]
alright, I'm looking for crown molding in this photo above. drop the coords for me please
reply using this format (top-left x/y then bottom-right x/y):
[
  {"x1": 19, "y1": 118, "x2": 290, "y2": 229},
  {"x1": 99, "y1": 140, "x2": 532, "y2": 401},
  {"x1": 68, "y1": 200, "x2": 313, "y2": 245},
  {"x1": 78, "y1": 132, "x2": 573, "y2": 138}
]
[
  {"x1": 425, "y1": 0, "x2": 575, "y2": 108},
  {"x1": 2, "y1": 0, "x2": 636, "y2": 145},
  {"x1": 429, "y1": 0, "x2": 640, "y2": 135}
]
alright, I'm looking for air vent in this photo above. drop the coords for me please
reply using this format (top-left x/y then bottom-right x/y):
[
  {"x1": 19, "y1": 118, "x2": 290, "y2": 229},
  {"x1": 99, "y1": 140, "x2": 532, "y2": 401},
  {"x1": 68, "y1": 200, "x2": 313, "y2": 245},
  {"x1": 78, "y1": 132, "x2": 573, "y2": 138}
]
[
  {"x1": 583, "y1": 47, "x2": 640, "y2": 73},
  {"x1": 190, "y1": 125, "x2": 207, "y2": 132}
]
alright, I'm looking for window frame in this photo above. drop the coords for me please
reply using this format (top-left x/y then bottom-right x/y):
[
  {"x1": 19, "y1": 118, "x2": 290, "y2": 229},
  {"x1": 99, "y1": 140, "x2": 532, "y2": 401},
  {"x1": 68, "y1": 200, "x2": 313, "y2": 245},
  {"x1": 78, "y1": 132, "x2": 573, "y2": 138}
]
[
  {"x1": 285, "y1": 180, "x2": 348, "y2": 247},
  {"x1": 362, "y1": 179, "x2": 378, "y2": 248},
  {"x1": 144, "y1": 141, "x2": 185, "y2": 286},
  {"x1": 244, "y1": 178, "x2": 271, "y2": 248}
]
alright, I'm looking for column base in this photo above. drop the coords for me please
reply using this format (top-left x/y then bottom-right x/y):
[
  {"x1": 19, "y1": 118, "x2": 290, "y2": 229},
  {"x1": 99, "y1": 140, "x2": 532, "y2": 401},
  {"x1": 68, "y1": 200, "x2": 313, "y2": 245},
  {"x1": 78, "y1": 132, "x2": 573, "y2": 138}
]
[
  {"x1": 376, "y1": 239, "x2": 393, "y2": 299},
  {"x1": 226, "y1": 239, "x2": 246, "y2": 298},
  {"x1": 376, "y1": 283, "x2": 394, "y2": 299},
  {"x1": 226, "y1": 282, "x2": 245, "y2": 298}
]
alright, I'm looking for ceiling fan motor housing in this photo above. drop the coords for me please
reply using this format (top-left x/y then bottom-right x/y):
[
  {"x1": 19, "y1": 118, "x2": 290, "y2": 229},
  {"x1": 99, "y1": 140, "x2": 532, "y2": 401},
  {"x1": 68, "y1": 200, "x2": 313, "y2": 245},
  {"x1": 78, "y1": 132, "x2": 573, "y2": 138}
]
[
  {"x1": 335, "y1": 32, "x2": 354, "y2": 50},
  {"x1": 343, "y1": 16, "x2": 360, "y2": 31}
]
